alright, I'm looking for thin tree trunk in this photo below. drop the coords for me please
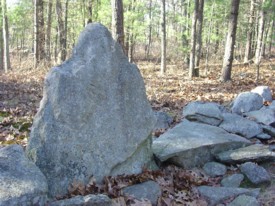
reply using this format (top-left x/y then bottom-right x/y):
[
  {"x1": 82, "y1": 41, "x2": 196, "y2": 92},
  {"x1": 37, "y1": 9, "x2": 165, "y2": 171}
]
[
  {"x1": 244, "y1": 0, "x2": 255, "y2": 63},
  {"x1": 145, "y1": 0, "x2": 152, "y2": 60},
  {"x1": 262, "y1": 17, "x2": 270, "y2": 57},
  {"x1": 46, "y1": 0, "x2": 52, "y2": 61},
  {"x1": 194, "y1": 0, "x2": 204, "y2": 77},
  {"x1": 255, "y1": 0, "x2": 266, "y2": 83},
  {"x1": 87, "y1": 0, "x2": 92, "y2": 23},
  {"x1": 221, "y1": 0, "x2": 240, "y2": 82},
  {"x1": 0, "y1": 1, "x2": 3, "y2": 71},
  {"x1": 189, "y1": 0, "x2": 199, "y2": 79},
  {"x1": 268, "y1": 19, "x2": 274, "y2": 58},
  {"x1": 56, "y1": 0, "x2": 67, "y2": 62},
  {"x1": 111, "y1": 0, "x2": 125, "y2": 51},
  {"x1": 160, "y1": 0, "x2": 166, "y2": 75},
  {"x1": 2, "y1": 0, "x2": 10, "y2": 72}
]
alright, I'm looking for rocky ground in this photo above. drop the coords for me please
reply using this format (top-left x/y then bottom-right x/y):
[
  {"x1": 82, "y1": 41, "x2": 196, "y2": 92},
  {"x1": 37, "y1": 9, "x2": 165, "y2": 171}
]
[{"x1": 0, "y1": 57, "x2": 275, "y2": 205}]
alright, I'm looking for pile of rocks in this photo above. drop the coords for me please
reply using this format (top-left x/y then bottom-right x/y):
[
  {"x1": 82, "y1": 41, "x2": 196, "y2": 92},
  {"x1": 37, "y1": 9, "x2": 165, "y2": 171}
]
[{"x1": 153, "y1": 85, "x2": 275, "y2": 205}]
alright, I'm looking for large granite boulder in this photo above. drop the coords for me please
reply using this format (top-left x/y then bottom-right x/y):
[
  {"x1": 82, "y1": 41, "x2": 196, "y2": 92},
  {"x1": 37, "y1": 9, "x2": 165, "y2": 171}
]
[
  {"x1": 0, "y1": 145, "x2": 48, "y2": 206},
  {"x1": 152, "y1": 120, "x2": 250, "y2": 168},
  {"x1": 182, "y1": 101, "x2": 223, "y2": 126},
  {"x1": 231, "y1": 92, "x2": 263, "y2": 114},
  {"x1": 26, "y1": 23, "x2": 155, "y2": 197}
]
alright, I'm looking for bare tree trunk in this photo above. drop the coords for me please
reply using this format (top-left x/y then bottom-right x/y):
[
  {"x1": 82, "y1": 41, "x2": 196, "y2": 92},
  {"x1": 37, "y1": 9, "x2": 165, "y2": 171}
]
[
  {"x1": 255, "y1": 0, "x2": 266, "y2": 83},
  {"x1": 189, "y1": 0, "x2": 199, "y2": 79},
  {"x1": 160, "y1": 0, "x2": 166, "y2": 75},
  {"x1": 34, "y1": 0, "x2": 44, "y2": 68},
  {"x1": 194, "y1": 0, "x2": 204, "y2": 77},
  {"x1": 145, "y1": 0, "x2": 152, "y2": 60},
  {"x1": 262, "y1": 17, "x2": 271, "y2": 57},
  {"x1": 220, "y1": 0, "x2": 240, "y2": 82},
  {"x1": 244, "y1": 0, "x2": 255, "y2": 63},
  {"x1": 46, "y1": 0, "x2": 52, "y2": 61},
  {"x1": 2, "y1": 0, "x2": 10, "y2": 72},
  {"x1": 268, "y1": 19, "x2": 274, "y2": 58},
  {"x1": 0, "y1": 1, "x2": 3, "y2": 71},
  {"x1": 87, "y1": 0, "x2": 92, "y2": 23},
  {"x1": 111, "y1": 0, "x2": 125, "y2": 51}
]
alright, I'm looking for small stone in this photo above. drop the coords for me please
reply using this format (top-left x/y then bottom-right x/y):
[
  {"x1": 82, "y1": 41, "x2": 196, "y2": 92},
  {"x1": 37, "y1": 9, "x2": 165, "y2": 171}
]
[
  {"x1": 255, "y1": 133, "x2": 271, "y2": 140},
  {"x1": 203, "y1": 162, "x2": 227, "y2": 177},
  {"x1": 154, "y1": 111, "x2": 173, "y2": 131},
  {"x1": 227, "y1": 195, "x2": 259, "y2": 206},
  {"x1": 182, "y1": 101, "x2": 223, "y2": 126},
  {"x1": 221, "y1": 174, "x2": 244, "y2": 188},
  {"x1": 122, "y1": 181, "x2": 161, "y2": 205},
  {"x1": 231, "y1": 92, "x2": 263, "y2": 114},
  {"x1": 251, "y1": 86, "x2": 273, "y2": 102},
  {"x1": 240, "y1": 162, "x2": 271, "y2": 185},
  {"x1": 48, "y1": 194, "x2": 112, "y2": 206}
]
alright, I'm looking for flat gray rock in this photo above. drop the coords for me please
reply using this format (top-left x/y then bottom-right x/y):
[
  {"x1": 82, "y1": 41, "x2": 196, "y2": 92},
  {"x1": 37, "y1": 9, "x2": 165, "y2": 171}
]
[
  {"x1": 203, "y1": 162, "x2": 227, "y2": 177},
  {"x1": 269, "y1": 100, "x2": 275, "y2": 110},
  {"x1": 240, "y1": 162, "x2": 271, "y2": 185},
  {"x1": 122, "y1": 181, "x2": 161, "y2": 205},
  {"x1": 231, "y1": 92, "x2": 263, "y2": 114},
  {"x1": 255, "y1": 133, "x2": 271, "y2": 140},
  {"x1": 182, "y1": 101, "x2": 223, "y2": 126},
  {"x1": 261, "y1": 124, "x2": 275, "y2": 136},
  {"x1": 251, "y1": 86, "x2": 272, "y2": 102},
  {"x1": 228, "y1": 195, "x2": 260, "y2": 206},
  {"x1": 245, "y1": 107, "x2": 275, "y2": 126},
  {"x1": 219, "y1": 113, "x2": 263, "y2": 138},
  {"x1": 198, "y1": 186, "x2": 260, "y2": 206},
  {"x1": 48, "y1": 194, "x2": 111, "y2": 206},
  {"x1": 216, "y1": 144, "x2": 275, "y2": 164},
  {"x1": 0, "y1": 145, "x2": 48, "y2": 206},
  {"x1": 154, "y1": 111, "x2": 173, "y2": 131},
  {"x1": 26, "y1": 23, "x2": 155, "y2": 197},
  {"x1": 221, "y1": 174, "x2": 244, "y2": 188},
  {"x1": 153, "y1": 120, "x2": 250, "y2": 168}
]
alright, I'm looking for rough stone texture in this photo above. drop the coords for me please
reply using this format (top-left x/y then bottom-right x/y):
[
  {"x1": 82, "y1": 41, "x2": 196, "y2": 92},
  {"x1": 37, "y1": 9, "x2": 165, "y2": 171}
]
[
  {"x1": 240, "y1": 162, "x2": 271, "y2": 185},
  {"x1": 0, "y1": 145, "x2": 48, "y2": 206},
  {"x1": 26, "y1": 23, "x2": 155, "y2": 197},
  {"x1": 251, "y1": 86, "x2": 273, "y2": 102},
  {"x1": 154, "y1": 111, "x2": 173, "y2": 131},
  {"x1": 197, "y1": 186, "x2": 260, "y2": 206},
  {"x1": 182, "y1": 101, "x2": 223, "y2": 126},
  {"x1": 152, "y1": 120, "x2": 250, "y2": 168},
  {"x1": 261, "y1": 124, "x2": 275, "y2": 136},
  {"x1": 219, "y1": 113, "x2": 263, "y2": 138},
  {"x1": 122, "y1": 181, "x2": 161, "y2": 205},
  {"x1": 269, "y1": 100, "x2": 275, "y2": 110},
  {"x1": 202, "y1": 162, "x2": 227, "y2": 177},
  {"x1": 255, "y1": 133, "x2": 271, "y2": 140},
  {"x1": 245, "y1": 107, "x2": 275, "y2": 126},
  {"x1": 221, "y1": 174, "x2": 244, "y2": 188},
  {"x1": 216, "y1": 144, "x2": 275, "y2": 164},
  {"x1": 48, "y1": 194, "x2": 111, "y2": 206},
  {"x1": 227, "y1": 195, "x2": 260, "y2": 206},
  {"x1": 231, "y1": 92, "x2": 263, "y2": 114}
]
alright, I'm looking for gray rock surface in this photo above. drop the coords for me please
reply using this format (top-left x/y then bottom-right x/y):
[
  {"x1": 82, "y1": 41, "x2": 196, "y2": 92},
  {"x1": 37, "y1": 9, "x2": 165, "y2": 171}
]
[
  {"x1": 261, "y1": 124, "x2": 275, "y2": 136},
  {"x1": 227, "y1": 195, "x2": 259, "y2": 206},
  {"x1": 203, "y1": 162, "x2": 227, "y2": 177},
  {"x1": 0, "y1": 145, "x2": 48, "y2": 206},
  {"x1": 154, "y1": 111, "x2": 173, "y2": 131},
  {"x1": 245, "y1": 107, "x2": 275, "y2": 126},
  {"x1": 216, "y1": 144, "x2": 275, "y2": 164},
  {"x1": 182, "y1": 101, "x2": 223, "y2": 126},
  {"x1": 221, "y1": 174, "x2": 244, "y2": 188},
  {"x1": 26, "y1": 23, "x2": 155, "y2": 197},
  {"x1": 255, "y1": 133, "x2": 271, "y2": 140},
  {"x1": 122, "y1": 181, "x2": 161, "y2": 205},
  {"x1": 269, "y1": 100, "x2": 275, "y2": 110},
  {"x1": 251, "y1": 86, "x2": 272, "y2": 102},
  {"x1": 219, "y1": 113, "x2": 263, "y2": 138},
  {"x1": 48, "y1": 194, "x2": 111, "y2": 206},
  {"x1": 152, "y1": 120, "x2": 250, "y2": 168},
  {"x1": 240, "y1": 162, "x2": 271, "y2": 185},
  {"x1": 197, "y1": 186, "x2": 260, "y2": 206},
  {"x1": 231, "y1": 92, "x2": 263, "y2": 114}
]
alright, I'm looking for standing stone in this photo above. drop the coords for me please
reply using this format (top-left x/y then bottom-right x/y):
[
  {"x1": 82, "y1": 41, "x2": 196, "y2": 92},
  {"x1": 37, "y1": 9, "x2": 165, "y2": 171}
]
[{"x1": 26, "y1": 23, "x2": 155, "y2": 197}]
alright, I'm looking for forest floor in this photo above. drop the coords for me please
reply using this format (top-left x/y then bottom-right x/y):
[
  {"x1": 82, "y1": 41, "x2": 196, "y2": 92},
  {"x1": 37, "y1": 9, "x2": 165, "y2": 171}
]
[{"x1": 0, "y1": 57, "x2": 275, "y2": 205}]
